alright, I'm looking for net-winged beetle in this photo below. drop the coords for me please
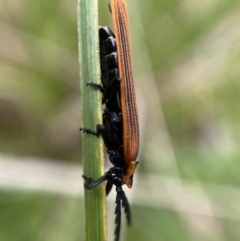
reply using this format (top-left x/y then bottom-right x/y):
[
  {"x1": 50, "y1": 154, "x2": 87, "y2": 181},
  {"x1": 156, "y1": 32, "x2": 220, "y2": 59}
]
[{"x1": 80, "y1": 26, "x2": 132, "y2": 241}]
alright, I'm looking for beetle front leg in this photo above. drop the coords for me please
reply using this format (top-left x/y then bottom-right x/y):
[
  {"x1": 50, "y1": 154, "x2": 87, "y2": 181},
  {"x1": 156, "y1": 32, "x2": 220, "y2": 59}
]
[{"x1": 82, "y1": 174, "x2": 107, "y2": 189}]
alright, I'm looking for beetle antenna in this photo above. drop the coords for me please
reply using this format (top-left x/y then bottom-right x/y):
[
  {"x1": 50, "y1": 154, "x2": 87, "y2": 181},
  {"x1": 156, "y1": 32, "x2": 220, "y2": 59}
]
[
  {"x1": 114, "y1": 187, "x2": 122, "y2": 241},
  {"x1": 121, "y1": 189, "x2": 131, "y2": 226}
]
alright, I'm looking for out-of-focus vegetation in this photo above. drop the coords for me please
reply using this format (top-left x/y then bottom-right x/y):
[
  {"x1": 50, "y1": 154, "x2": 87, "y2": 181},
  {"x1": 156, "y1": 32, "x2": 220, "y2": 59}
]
[
  {"x1": 0, "y1": 190, "x2": 84, "y2": 241},
  {"x1": 1, "y1": 0, "x2": 240, "y2": 240}
]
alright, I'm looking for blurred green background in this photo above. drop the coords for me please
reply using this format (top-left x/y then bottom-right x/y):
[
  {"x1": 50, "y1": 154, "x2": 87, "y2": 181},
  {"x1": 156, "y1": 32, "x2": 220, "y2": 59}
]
[{"x1": 1, "y1": 0, "x2": 240, "y2": 240}]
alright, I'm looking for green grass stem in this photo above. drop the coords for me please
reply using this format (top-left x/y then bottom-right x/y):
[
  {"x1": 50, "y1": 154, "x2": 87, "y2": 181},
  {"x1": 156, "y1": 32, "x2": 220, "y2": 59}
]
[{"x1": 77, "y1": 0, "x2": 107, "y2": 240}]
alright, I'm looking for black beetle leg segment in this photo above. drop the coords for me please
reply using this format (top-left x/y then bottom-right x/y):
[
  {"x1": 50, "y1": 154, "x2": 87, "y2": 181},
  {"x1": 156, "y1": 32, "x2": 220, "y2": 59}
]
[
  {"x1": 87, "y1": 82, "x2": 104, "y2": 92},
  {"x1": 82, "y1": 174, "x2": 108, "y2": 189},
  {"x1": 106, "y1": 181, "x2": 114, "y2": 196},
  {"x1": 79, "y1": 127, "x2": 100, "y2": 137}
]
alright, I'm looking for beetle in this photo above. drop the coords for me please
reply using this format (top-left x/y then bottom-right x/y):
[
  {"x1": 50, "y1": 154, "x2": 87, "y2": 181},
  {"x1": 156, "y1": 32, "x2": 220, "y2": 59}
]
[{"x1": 80, "y1": 26, "x2": 131, "y2": 241}]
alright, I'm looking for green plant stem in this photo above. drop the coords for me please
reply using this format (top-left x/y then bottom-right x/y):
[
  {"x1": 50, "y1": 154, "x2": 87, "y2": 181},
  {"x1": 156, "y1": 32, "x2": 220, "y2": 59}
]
[{"x1": 77, "y1": 0, "x2": 107, "y2": 241}]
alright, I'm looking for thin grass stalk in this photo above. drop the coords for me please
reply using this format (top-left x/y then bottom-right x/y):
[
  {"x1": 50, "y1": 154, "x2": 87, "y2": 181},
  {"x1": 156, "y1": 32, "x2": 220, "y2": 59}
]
[{"x1": 77, "y1": 0, "x2": 107, "y2": 240}]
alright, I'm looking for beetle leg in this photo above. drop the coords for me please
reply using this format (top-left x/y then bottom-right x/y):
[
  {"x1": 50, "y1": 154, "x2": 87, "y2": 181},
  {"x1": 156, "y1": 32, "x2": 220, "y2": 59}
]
[
  {"x1": 82, "y1": 174, "x2": 107, "y2": 189},
  {"x1": 106, "y1": 181, "x2": 113, "y2": 196},
  {"x1": 79, "y1": 127, "x2": 100, "y2": 137},
  {"x1": 86, "y1": 82, "x2": 104, "y2": 92}
]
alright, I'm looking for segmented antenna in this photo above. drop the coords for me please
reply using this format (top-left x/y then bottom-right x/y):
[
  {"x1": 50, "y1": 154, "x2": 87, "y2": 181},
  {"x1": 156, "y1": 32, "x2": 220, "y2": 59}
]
[
  {"x1": 114, "y1": 186, "x2": 131, "y2": 241},
  {"x1": 121, "y1": 189, "x2": 131, "y2": 225},
  {"x1": 114, "y1": 187, "x2": 122, "y2": 241}
]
